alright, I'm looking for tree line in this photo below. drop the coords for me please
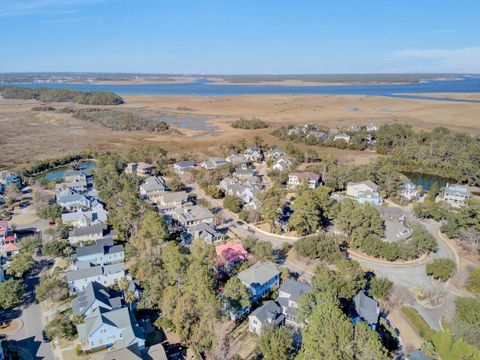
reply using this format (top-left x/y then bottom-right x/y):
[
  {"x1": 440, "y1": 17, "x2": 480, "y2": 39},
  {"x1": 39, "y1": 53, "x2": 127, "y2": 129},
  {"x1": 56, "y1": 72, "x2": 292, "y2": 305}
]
[{"x1": 0, "y1": 86, "x2": 124, "y2": 105}]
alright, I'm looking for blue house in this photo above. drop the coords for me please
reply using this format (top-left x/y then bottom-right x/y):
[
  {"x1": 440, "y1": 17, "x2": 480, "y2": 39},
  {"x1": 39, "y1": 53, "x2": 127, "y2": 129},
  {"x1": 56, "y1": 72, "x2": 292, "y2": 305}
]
[
  {"x1": 237, "y1": 261, "x2": 280, "y2": 301},
  {"x1": 351, "y1": 291, "x2": 380, "y2": 330}
]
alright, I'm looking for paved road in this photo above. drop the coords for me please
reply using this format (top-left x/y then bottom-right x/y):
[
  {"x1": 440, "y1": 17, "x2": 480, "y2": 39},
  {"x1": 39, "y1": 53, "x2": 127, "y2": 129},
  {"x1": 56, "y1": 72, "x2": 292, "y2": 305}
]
[{"x1": 7, "y1": 261, "x2": 54, "y2": 360}]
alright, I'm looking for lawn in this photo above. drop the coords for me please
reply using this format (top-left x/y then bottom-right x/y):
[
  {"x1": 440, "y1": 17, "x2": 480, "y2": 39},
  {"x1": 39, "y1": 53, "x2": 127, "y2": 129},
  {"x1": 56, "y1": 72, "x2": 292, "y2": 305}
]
[{"x1": 401, "y1": 306, "x2": 435, "y2": 341}]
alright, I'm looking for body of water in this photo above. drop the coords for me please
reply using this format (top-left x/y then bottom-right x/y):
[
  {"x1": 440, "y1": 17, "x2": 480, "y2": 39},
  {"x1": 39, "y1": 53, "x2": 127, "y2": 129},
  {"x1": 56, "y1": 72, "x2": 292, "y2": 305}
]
[
  {"x1": 35, "y1": 162, "x2": 96, "y2": 181},
  {"x1": 402, "y1": 172, "x2": 455, "y2": 190},
  {"x1": 3, "y1": 76, "x2": 480, "y2": 101}
]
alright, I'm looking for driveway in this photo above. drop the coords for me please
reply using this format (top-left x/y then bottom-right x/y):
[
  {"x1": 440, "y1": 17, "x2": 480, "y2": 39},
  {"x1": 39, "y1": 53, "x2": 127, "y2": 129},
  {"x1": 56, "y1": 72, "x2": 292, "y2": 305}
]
[{"x1": 7, "y1": 261, "x2": 54, "y2": 360}]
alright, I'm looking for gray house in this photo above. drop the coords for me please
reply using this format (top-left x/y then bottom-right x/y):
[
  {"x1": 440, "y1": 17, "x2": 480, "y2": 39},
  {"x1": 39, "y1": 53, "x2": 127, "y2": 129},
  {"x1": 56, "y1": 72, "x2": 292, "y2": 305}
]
[
  {"x1": 237, "y1": 262, "x2": 280, "y2": 301},
  {"x1": 352, "y1": 291, "x2": 380, "y2": 330},
  {"x1": 276, "y1": 280, "x2": 311, "y2": 327},
  {"x1": 77, "y1": 306, "x2": 145, "y2": 352},
  {"x1": 66, "y1": 263, "x2": 125, "y2": 294},
  {"x1": 181, "y1": 223, "x2": 223, "y2": 245},
  {"x1": 248, "y1": 300, "x2": 285, "y2": 335},
  {"x1": 72, "y1": 281, "x2": 122, "y2": 317},
  {"x1": 72, "y1": 238, "x2": 124, "y2": 268},
  {"x1": 173, "y1": 205, "x2": 214, "y2": 227},
  {"x1": 68, "y1": 223, "x2": 112, "y2": 245}
]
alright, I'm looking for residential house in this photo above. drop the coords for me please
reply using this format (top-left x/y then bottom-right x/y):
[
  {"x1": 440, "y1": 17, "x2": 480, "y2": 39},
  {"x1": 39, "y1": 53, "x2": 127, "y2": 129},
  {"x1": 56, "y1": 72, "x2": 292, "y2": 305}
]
[
  {"x1": 77, "y1": 306, "x2": 145, "y2": 352},
  {"x1": 225, "y1": 184, "x2": 259, "y2": 206},
  {"x1": 0, "y1": 220, "x2": 16, "y2": 246},
  {"x1": 173, "y1": 161, "x2": 195, "y2": 173},
  {"x1": 288, "y1": 172, "x2": 321, "y2": 189},
  {"x1": 333, "y1": 133, "x2": 351, "y2": 142},
  {"x1": 125, "y1": 162, "x2": 154, "y2": 177},
  {"x1": 348, "y1": 124, "x2": 361, "y2": 132},
  {"x1": 225, "y1": 154, "x2": 248, "y2": 165},
  {"x1": 237, "y1": 261, "x2": 280, "y2": 301},
  {"x1": 139, "y1": 176, "x2": 167, "y2": 202},
  {"x1": 366, "y1": 123, "x2": 379, "y2": 132},
  {"x1": 2, "y1": 242, "x2": 20, "y2": 257},
  {"x1": 201, "y1": 158, "x2": 226, "y2": 170},
  {"x1": 156, "y1": 191, "x2": 188, "y2": 212},
  {"x1": 442, "y1": 183, "x2": 471, "y2": 208},
  {"x1": 265, "y1": 148, "x2": 286, "y2": 160},
  {"x1": 276, "y1": 280, "x2": 311, "y2": 327},
  {"x1": 248, "y1": 300, "x2": 284, "y2": 335},
  {"x1": 173, "y1": 205, "x2": 214, "y2": 227},
  {"x1": 68, "y1": 223, "x2": 112, "y2": 245},
  {"x1": 181, "y1": 222, "x2": 222, "y2": 245},
  {"x1": 272, "y1": 156, "x2": 290, "y2": 171},
  {"x1": 56, "y1": 190, "x2": 92, "y2": 211},
  {"x1": 244, "y1": 147, "x2": 263, "y2": 162},
  {"x1": 216, "y1": 242, "x2": 248, "y2": 268},
  {"x1": 72, "y1": 238, "x2": 124, "y2": 268},
  {"x1": 62, "y1": 170, "x2": 93, "y2": 193},
  {"x1": 62, "y1": 210, "x2": 95, "y2": 228},
  {"x1": 66, "y1": 262, "x2": 125, "y2": 294},
  {"x1": 234, "y1": 166, "x2": 259, "y2": 182},
  {"x1": 102, "y1": 343, "x2": 168, "y2": 360},
  {"x1": 352, "y1": 291, "x2": 380, "y2": 330},
  {"x1": 346, "y1": 180, "x2": 383, "y2": 206},
  {"x1": 72, "y1": 281, "x2": 123, "y2": 317},
  {"x1": 287, "y1": 126, "x2": 305, "y2": 136},
  {"x1": 400, "y1": 179, "x2": 418, "y2": 200},
  {"x1": 307, "y1": 131, "x2": 328, "y2": 141}
]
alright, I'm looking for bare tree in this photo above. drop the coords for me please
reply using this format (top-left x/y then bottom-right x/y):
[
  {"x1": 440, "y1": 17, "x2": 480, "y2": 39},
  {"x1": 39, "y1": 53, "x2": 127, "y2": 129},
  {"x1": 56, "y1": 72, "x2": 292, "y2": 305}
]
[
  {"x1": 458, "y1": 227, "x2": 480, "y2": 256},
  {"x1": 425, "y1": 280, "x2": 447, "y2": 306},
  {"x1": 385, "y1": 285, "x2": 410, "y2": 312}
]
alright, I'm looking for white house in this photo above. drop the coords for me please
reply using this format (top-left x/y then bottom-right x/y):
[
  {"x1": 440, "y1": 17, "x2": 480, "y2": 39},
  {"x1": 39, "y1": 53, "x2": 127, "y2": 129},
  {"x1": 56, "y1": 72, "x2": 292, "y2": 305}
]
[
  {"x1": 66, "y1": 263, "x2": 125, "y2": 294},
  {"x1": 346, "y1": 180, "x2": 383, "y2": 206},
  {"x1": 157, "y1": 191, "x2": 189, "y2": 212},
  {"x1": 288, "y1": 172, "x2": 321, "y2": 189},
  {"x1": 400, "y1": 179, "x2": 418, "y2": 200},
  {"x1": 139, "y1": 176, "x2": 167, "y2": 202},
  {"x1": 77, "y1": 307, "x2": 145, "y2": 352},
  {"x1": 248, "y1": 300, "x2": 284, "y2": 335},
  {"x1": 173, "y1": 205, "x2": 215, "y2": 227},
  {"x1": 173, "y1": 161, "x2": 195, "y2": 173},
  {"x1": 366, "y1": 123, "x2": 379, "y2": 132},
  {"x1": 225, "y1": 154, "x2": 248, "y2": 165},
  {"x1": 72, "y1": 238, "x2": 124, "y2": 268},
  {"x1": 244, "y1": 147, "x2": 263, "y2": 162},
  {"x1": 442, "y1": 183, "x2": 471, "y2": 208},
  {"x1": 201, "y1": 158, "x2": 226, "y2": 170},
  {"x1": 276, "y1": 280, "x2": 311, "y2": 327}
]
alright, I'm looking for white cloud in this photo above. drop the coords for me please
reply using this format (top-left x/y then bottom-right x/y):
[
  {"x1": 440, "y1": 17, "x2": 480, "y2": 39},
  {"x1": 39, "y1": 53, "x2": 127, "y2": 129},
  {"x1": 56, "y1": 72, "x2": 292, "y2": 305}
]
[
  {"x1": 0, "y1": 0, "x2": 107, "y2": 17},
  {"x1": 380, "y1": 46, "x2": 480, "y2": 73}
]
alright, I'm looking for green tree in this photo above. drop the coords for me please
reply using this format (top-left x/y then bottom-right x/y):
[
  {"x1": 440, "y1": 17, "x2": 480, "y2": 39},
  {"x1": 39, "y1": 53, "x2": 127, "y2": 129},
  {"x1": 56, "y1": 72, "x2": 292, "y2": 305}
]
[
  {"x1": 298, "y1": 294, "x2": 354, "y2": 360},
  {"x1": 223, "y1": 277, "x2": 251, "y2": 313},
  {"x1": 431, "y1": 329, "x2": 480, "y2": 360},
  {"x1": 354, "y1": 322, "x2": 389, "y2": 360},
  {"x1": 293, "y1": 234, "x2": 342, "y2": 263},
  {"x1": 43, "y1": 239, "x2": 70, "y2": 258},
  {"x1": 223, "y1": 195, "x2": 243, "y2": 213},
  {"x1": 38, "y1": 204, "x2": 63, "y2": 220},
  {"x1": 44, "y1": 312, "x2": 77, "y2": 340},
  {"x1": 369, "y1": 277, "x2": 393, "y2": 300},
  {"x1": 0, "y1": 279, "x2": 25, "y2": 309},
  {"x1": 35, "y1": 274, "x2": 69, "y2": 303},
  {"x1": 135, "y1": 209, "x2": 168, "y2": 251},
  {"x1": 426, "y1": 258, "x2": 456, "y2": 281},
  {"x1": 252, "y1": 240, "x2": 276, "y2": 262},
  {"x1": 258, "y1": 325, "x2": 294, "y2": 360},
  {"x1": 257, "y1": 185, "x2": 285, "y2": 231},
  {"x1": 7, "y1": 253, "x2": 34, "y2": 278}
]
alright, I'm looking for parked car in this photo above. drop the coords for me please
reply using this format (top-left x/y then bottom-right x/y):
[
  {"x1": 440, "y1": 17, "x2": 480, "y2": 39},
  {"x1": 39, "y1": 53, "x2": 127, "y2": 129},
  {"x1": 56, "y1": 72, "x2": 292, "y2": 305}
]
[{"x1": 48, "y1": 220, "x2": 55, "y2": 226}]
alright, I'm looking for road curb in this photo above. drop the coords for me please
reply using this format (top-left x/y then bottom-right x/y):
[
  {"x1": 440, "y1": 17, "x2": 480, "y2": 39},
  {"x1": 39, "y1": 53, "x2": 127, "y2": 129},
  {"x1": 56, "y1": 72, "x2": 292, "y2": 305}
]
[{"x1": 349, "y1": 249, "x2": 432, "y2": 267}]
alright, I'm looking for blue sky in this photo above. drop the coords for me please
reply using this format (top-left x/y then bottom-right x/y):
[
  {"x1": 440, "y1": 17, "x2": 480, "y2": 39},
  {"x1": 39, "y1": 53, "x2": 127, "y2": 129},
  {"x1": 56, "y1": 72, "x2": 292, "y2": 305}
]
[{"x1": 1, "y1": 0, "x2": 479, "y2": 73}]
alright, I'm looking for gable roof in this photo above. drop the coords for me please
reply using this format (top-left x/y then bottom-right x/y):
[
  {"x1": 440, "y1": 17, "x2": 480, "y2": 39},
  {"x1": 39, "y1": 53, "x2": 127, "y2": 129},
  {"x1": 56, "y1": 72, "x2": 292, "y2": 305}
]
[
  {"x1": 279, "y1": 280, "x2": 311, "y2": 302},
  {"x1": 237, "y1": 261, "x2": 279, "y2": 287},
  {"x1": 70, "y1": 223, "x2": 107, "y2": 237},
  {"x1": 289, "y1": 172, "x2": 320, "y2": 181},
  {"x1": 72, "y1": 281, "x2": 122, "y2": 316},
  {"x1": 353, "y1": 291, "x2": 379, "y2": 325},
  {"x1": 216, "y1": 242, "x2": 247, "y2": 264},
  {"x1": 348, "y1": 180, "x2": 379, "y2": 192},
  {"x1": 250, "y1": 300, "x2": 284, "y2": 325}
]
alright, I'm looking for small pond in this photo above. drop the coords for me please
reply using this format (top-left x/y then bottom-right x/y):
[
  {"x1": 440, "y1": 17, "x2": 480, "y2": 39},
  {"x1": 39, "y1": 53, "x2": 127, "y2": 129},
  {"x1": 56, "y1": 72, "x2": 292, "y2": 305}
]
[
  {"x1": 402, "y1": 172, "x2": 455, "y2": 191},
  {"x1": 34, "y1": 162, "x2": 96, "y2": 181}
]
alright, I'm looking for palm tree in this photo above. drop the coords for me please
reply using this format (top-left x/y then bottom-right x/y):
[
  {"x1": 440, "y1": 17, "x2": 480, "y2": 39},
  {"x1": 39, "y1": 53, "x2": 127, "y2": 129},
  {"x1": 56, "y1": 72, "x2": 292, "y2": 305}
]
[{"x1": 124, "y1": 290, "x2": 136, "y2": 311}]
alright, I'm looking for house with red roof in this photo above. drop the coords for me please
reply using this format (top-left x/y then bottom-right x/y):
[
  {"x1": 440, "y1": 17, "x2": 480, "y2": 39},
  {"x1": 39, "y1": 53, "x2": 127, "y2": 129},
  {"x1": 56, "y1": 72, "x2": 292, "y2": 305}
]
[
  {"x1": 3, "y1": 242, "x2": 20, "y2": 257},
  {"x1": 0, "y1": 220, "x2": 17, "y2": 246},
  {"x1": 216, "y1": 242, "x2": 248, "y2": 268}
]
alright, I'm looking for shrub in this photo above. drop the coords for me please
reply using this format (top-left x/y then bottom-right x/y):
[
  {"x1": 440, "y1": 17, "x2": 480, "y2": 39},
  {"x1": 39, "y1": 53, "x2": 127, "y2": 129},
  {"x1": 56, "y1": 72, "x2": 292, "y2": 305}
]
[
  {"x1": 294, "y1": 234, "x2": 343, "y2": 263},
  {"x1": 43, "y1": 240, "x2": 70, "y2": 258},
  {"x1": 467, "y1": 267, "x2": 480, "y2": 293},
  {"x1": 223, "y1": 195, "x2": 243, "y2": 213},
  {"x1": 425, "y1": 258, "x2": 456, "y2": 281},
  {"x1": 369, "y1": 277, "x2": 393, "y2": 300},
  {"x1": 231, "y1": 118, "x2": 269, "y2": 129}
]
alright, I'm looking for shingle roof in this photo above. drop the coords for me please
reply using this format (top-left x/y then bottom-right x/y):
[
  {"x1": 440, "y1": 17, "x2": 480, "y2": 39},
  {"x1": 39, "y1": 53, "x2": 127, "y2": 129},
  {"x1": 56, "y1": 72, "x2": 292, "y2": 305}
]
[
  {"x1": 75, "y1": 238, "x2": 115, "y2": 257},
  {"x1": 72, "y1": 281, "x2": 122, "y2": 316},
  {"x1": 237, "y1": 261, "x2": 279, "y2": 287},
  {"x1": 353, "y1": 291, "x2": 379, "y2": 325},
  {"x1": 408, "y1": 350, "x2": 432, "y2": 360},
  {"x1": 279, "y1": 280, "x2": 311, "y2": 302},
  {"x1": 70, "y1": 223, "x2": 107, "y2": 237},
  {"x1": 250, "y1": 300, "x2": 284, "y2": 325}
]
